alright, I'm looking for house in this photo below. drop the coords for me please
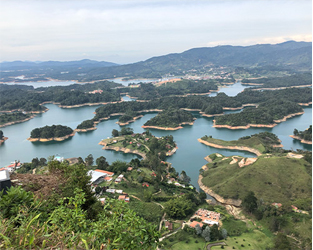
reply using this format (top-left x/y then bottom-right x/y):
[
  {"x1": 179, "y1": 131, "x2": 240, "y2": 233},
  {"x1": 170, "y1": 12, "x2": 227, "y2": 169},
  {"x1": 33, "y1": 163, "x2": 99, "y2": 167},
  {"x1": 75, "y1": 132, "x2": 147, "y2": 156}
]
[
  {"x1": 98, "y1": 198, "x2": 106, "y2": 205},
  {"x1": 142, "y1": 182, "x2": 149, "y2": 187},
  {"x1": 104, "y1": 176, "x2": 112, "y2": 182},
  {"x1": 118, "y1": 195, "x2": 130, "y2": 202},
  {"x1": 87, "y1": 170, "x2": 107, "y2": 184},
  {"x1": 116, "y1": 189, "x2": 123, "y2": 194},
  {"x1": 272, "y1": 202, "x2": 282, "y2": 208},
  {"x1": 151, "y1": 172, "x2": 156, "y2": 177},
  {"x1": 127, "y1": 167, "x2": 133, "y2": 171},
  {"x1": 193, "y1": 209, "x2": 221, "y2": 226},
  {"x1": 106, "y1": 189, "x2": 115, "y2": 193},
  {"x1": 189, "y1": 221, "x2": 203, "y2": 228},
  {"x1": 164, "y1": 221, "x2": 173, "y2": 230},
  {"x1": 94, "y1": 169, "x2": 114, "y2": 177}
]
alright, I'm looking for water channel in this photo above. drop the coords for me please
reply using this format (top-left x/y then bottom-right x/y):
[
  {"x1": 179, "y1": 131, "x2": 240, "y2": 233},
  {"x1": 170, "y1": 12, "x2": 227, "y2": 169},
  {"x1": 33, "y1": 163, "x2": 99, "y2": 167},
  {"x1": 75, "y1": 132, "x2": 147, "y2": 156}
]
[{"x1": 0, "y1": 82, "x2": 311, "y2": 188}]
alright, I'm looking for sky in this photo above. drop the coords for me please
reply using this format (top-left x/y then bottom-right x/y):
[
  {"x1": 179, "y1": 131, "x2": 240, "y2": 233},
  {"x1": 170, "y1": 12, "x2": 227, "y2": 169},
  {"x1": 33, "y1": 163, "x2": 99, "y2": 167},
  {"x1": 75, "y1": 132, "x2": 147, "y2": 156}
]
[{"x1": 0, "y1": 0, "x2": 311, "y2": 64}]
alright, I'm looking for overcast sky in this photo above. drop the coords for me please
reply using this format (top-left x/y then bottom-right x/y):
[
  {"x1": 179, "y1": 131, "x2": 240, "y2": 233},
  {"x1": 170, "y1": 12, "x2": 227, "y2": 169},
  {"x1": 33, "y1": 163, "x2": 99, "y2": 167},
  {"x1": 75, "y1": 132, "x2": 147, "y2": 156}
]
[{"x1": 0, "y1": 0, "x2": 311, "y2": 64}]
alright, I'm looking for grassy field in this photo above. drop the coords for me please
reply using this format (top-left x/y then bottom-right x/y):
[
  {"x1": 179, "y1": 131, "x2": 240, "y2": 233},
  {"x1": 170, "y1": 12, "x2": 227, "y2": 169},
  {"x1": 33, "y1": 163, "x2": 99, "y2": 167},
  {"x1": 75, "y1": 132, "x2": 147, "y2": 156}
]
[
  {"x1": 201, "y1": 155, "x2": 312, "y2": 205},
  {"x1": 211, "y1": 230, "x2": 274, "y2": 250}
]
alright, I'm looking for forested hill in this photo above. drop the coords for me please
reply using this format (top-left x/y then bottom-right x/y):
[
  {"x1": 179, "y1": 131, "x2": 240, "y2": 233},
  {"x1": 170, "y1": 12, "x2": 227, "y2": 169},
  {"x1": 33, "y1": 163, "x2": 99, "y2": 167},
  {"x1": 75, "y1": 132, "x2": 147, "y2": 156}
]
[
  {"x1": 70, "y1": 41, "x2": 312, "y2": 80},
  {"x1": 1, "y1": 41, "x2": 311, "y2": 82}
]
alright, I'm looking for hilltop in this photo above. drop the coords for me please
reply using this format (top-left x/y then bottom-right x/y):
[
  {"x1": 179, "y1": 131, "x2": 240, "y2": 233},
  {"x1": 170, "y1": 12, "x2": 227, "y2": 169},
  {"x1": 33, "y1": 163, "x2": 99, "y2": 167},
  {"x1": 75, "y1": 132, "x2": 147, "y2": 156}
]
[{"x1": 1, "y1": 41, "x2": 311, "y2": 82}]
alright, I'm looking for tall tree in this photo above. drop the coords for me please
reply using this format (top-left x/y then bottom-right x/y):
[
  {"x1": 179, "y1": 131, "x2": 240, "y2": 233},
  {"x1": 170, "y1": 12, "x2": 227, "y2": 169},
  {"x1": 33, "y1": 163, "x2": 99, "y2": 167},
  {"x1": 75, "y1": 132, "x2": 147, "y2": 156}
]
[{"x1": 85, "y1": 154, "x2": 94, "y2": 167}]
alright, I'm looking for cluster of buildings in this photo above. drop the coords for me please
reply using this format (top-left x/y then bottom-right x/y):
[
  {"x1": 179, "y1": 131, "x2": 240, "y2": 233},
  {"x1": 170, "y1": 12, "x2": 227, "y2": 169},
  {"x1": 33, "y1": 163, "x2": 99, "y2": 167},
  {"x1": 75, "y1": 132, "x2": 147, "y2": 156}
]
[
  {"x1": 189, "y1": 208, "x2": 221, "y2": 228},
  {"x1": 88, "y1": 89, "x2": 103, "y2": 94}
]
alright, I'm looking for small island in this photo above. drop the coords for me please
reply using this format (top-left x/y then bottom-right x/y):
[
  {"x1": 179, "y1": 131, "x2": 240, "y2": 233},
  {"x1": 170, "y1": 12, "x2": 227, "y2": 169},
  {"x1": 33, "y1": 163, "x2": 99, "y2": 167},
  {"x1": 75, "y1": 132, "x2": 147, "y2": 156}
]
[
  {"x1": 142, "y1": 109, "x2": 195, "y2": 130},
  {"x1": 0, "y1": 130, "x2": 8, "y2": 145},
  {"x1": 99, "y1": 128, "x2": 177, "y2": 159},
  {"x1": 28, "y1": 125, "x2": 75, "y2": 142},
  {"x1": 290, "y1": 125, "x2": 312, "y2": 145},
  {"x1": 75, "y1": 119, "x2": 97, "y2": 132}
]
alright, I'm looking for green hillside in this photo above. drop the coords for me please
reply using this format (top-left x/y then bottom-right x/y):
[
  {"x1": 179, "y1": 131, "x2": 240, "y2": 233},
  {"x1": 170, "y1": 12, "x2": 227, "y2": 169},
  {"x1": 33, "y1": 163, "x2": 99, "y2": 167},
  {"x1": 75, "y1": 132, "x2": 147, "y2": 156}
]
[{"x1": 201, "y1": 154, "x2": 312, "y2": 208}]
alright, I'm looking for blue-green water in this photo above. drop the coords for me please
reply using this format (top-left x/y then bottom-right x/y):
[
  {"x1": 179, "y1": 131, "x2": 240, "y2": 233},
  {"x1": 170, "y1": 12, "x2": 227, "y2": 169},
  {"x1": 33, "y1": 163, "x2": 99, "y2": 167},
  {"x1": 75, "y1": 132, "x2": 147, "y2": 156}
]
[{"x1": 0, "y1": 84, "x2": 311, "y2": 188}]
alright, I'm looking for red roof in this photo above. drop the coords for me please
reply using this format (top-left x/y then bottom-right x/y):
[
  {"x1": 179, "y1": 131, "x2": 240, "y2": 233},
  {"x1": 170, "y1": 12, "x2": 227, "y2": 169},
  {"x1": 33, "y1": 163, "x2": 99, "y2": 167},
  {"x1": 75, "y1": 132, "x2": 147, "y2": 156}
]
[
  {"x1": 95, "y1": 169, "x2": 114, "y2": 176},
  {"x1": 189, "y1": 221, "x2": 203, "y2": 228},
  {"x1": 142, "y1": 182, "x2": 149, "y2": 187}
]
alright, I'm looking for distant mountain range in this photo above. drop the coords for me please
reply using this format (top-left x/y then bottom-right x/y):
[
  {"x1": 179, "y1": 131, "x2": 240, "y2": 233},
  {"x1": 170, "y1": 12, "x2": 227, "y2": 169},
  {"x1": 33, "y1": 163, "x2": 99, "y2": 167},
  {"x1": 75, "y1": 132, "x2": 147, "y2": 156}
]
[
  {"x1": 0, "y1": 59, "x2": 118, "y2": 70},
  {"x1": 0, "y1": 41, "x2": 311, "y2": 81}
]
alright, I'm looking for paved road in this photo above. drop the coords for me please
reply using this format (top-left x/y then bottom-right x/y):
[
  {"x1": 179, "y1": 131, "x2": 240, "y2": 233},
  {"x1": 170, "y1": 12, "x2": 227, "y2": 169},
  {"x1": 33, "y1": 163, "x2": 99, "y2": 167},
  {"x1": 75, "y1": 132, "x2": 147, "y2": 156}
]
[{"x1": 207, "y1": 242, "x2": 226, "y2": 250}]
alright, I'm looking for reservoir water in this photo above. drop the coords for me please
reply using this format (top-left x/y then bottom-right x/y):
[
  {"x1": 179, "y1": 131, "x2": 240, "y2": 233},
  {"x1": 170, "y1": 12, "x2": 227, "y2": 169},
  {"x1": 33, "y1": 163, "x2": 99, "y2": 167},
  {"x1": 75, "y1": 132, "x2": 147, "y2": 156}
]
[{"x1": 0, "y1": 83, "x2": 311, "y2": 188}]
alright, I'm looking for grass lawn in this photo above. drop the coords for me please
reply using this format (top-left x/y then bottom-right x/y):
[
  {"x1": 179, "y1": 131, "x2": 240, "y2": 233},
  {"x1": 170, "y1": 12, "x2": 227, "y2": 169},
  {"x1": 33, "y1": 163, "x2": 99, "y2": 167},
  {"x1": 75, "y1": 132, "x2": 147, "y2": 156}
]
[
  {"x1": 211, "y1": 230, "x2": 273, "y2": 250},
  {"x1": 164, "y1": 235, "x2": 207, "y2": 250}
]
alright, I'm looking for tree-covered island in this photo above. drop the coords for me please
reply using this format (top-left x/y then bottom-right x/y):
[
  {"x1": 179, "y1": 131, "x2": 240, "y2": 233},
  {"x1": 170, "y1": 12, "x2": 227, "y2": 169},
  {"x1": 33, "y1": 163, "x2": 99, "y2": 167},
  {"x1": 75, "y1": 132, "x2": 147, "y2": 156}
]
[
  {"x1": 291, "y1": 125, "x2": 312, "y2": 144},
  {"x1": 142, "y1": 108, "x2": 195, "y2": 130},
  {"x1": 28, "y1": 125, "x2": 75, "y2": 142}
]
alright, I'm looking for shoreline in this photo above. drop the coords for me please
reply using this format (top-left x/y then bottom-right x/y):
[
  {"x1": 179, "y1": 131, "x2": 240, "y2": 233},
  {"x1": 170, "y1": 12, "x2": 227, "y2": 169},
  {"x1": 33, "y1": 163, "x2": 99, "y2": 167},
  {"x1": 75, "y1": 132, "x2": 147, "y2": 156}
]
[
  {"x1": 142, "y1": 121, "x2": 195, "y2": 131},
  {"x1": 74, "y1": 127, "x2": 97, "y2": 133},
  {"x1": 27, "y1": 132, "x2": 76, "y2": 142},
  {"x1": 0, "y1": 137, "x2": 8, "y2": 145},
  {"x1": 222, "y1": 103, "x2": 258, "y2": 111},
  {"x1": 250, "y1": 84, "x2": 312, "y2": 91},
  {"x1": 116, "y1": 115, "x2": 144, "y2": 126},
  {"x1": 289, "y1": 135, "x2": 312, "y2": 145},
  {"x1": 197, "y1": 138, "x2": 262, "y2": 156},
  {"x1": 198, "y1": 174, "x2": 242, "y2": 206},
  {"x1": 0, "y1": 108, "x2": 49, "y2": 128},
  {"x1": 213, "y1": 111, "x2": 305, "y2": 129},
  {"x1": 99, "y1": 143, "x2": 147, "y2": 159}
]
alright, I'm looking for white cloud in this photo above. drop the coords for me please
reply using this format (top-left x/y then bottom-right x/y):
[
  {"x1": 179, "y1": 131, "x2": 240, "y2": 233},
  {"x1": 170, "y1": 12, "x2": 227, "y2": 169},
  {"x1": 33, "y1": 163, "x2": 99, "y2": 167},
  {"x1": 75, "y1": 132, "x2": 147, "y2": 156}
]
[{"x1": 0, "y1": 0, "x2": 311, "y2": 63}]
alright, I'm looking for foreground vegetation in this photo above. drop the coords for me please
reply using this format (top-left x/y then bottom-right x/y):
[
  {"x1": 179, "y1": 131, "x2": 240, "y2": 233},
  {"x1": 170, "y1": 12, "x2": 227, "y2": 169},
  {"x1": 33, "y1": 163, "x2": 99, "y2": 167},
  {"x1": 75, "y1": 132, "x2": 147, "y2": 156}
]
[{"x1": 1, "y1": 161, "x2": 159, "y2": 249}]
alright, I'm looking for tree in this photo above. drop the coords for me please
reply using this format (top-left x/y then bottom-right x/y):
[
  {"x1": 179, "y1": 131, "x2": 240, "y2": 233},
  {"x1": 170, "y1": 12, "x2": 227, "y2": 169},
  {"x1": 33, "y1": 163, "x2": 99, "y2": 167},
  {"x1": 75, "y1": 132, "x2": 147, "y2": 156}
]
[
  {"x1": 77, "y1": 157, "x2": 85, "y2": 165},
  {"x1": 39, "y1": 157, "x2": 47, "y2": 166},
  {"x1": 242, "y1": 191, "x2": 258, "y2": 214},
  {"x1": 274, "y1": 233, "x2": 291, "y2": 250},
  {"x1": 112, "y1": 129, "x2": 119, "y2": 137},
  {"x1": 85, "y1": 154, "x2": 94, "y2": 167},
  {"x1": 96, "y1": 156, "x2": 109, "y2": 170},
  {"x1": 199, "y1": 191, "x2": 207, "y2": 203},
  {"x1": 195, "y1": 223, "x2": 202, "y2": 235},
  {"x1": 210, "y1": 224, "x2": 220, "y2": 241},
  {"x1": 201, "y1": 226, "x2": 211, "y2": 242},
  {"x1": 179, "y1": 170, "x2": 191, "y2": 183},
  {"x1": 31, "y1": 157, "x2": 40, "y2": 168},
  {"x1": 0, "y1": 130, "x2": 3, "y2": 139},
  {"x1": 221, "y1": 228, "x2": 227, "y2": 239}
]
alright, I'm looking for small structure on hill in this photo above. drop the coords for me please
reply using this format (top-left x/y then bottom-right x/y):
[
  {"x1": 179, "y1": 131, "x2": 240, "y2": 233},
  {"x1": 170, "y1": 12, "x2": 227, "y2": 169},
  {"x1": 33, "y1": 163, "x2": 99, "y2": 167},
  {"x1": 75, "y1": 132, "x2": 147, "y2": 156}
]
[{"x1": 0, "y1": 170, "x2": 11, "y2": 194}]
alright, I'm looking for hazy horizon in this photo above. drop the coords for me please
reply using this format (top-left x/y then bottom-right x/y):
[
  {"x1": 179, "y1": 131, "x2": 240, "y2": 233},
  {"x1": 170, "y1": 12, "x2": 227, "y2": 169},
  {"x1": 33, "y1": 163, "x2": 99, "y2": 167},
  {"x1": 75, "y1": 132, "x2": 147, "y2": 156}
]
[{"x1": 1, "y1": 0, "x2": 311, "y2": 64}]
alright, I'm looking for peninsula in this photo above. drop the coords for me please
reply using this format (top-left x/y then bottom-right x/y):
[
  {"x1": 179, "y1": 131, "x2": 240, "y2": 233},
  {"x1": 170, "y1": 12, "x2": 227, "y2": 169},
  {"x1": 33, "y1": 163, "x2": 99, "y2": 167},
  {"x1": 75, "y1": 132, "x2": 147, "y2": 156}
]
[
  {"x1": 290, "y1": 125, "x2": 312, "y2": 145},
  {"x1": 99, "y1": 129, "x2": 177, "y2": 159},
  {"x1": 0, "y1": 130, "x2": 8, "y2": 145}
]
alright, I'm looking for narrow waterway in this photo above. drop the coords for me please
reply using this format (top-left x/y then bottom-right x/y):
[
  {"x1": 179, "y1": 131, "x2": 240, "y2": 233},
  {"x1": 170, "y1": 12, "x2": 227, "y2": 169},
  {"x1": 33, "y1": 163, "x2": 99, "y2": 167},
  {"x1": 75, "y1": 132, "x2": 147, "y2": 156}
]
[{"x1": 0, "y1": 83, "x2": 311, "y2": 189}]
